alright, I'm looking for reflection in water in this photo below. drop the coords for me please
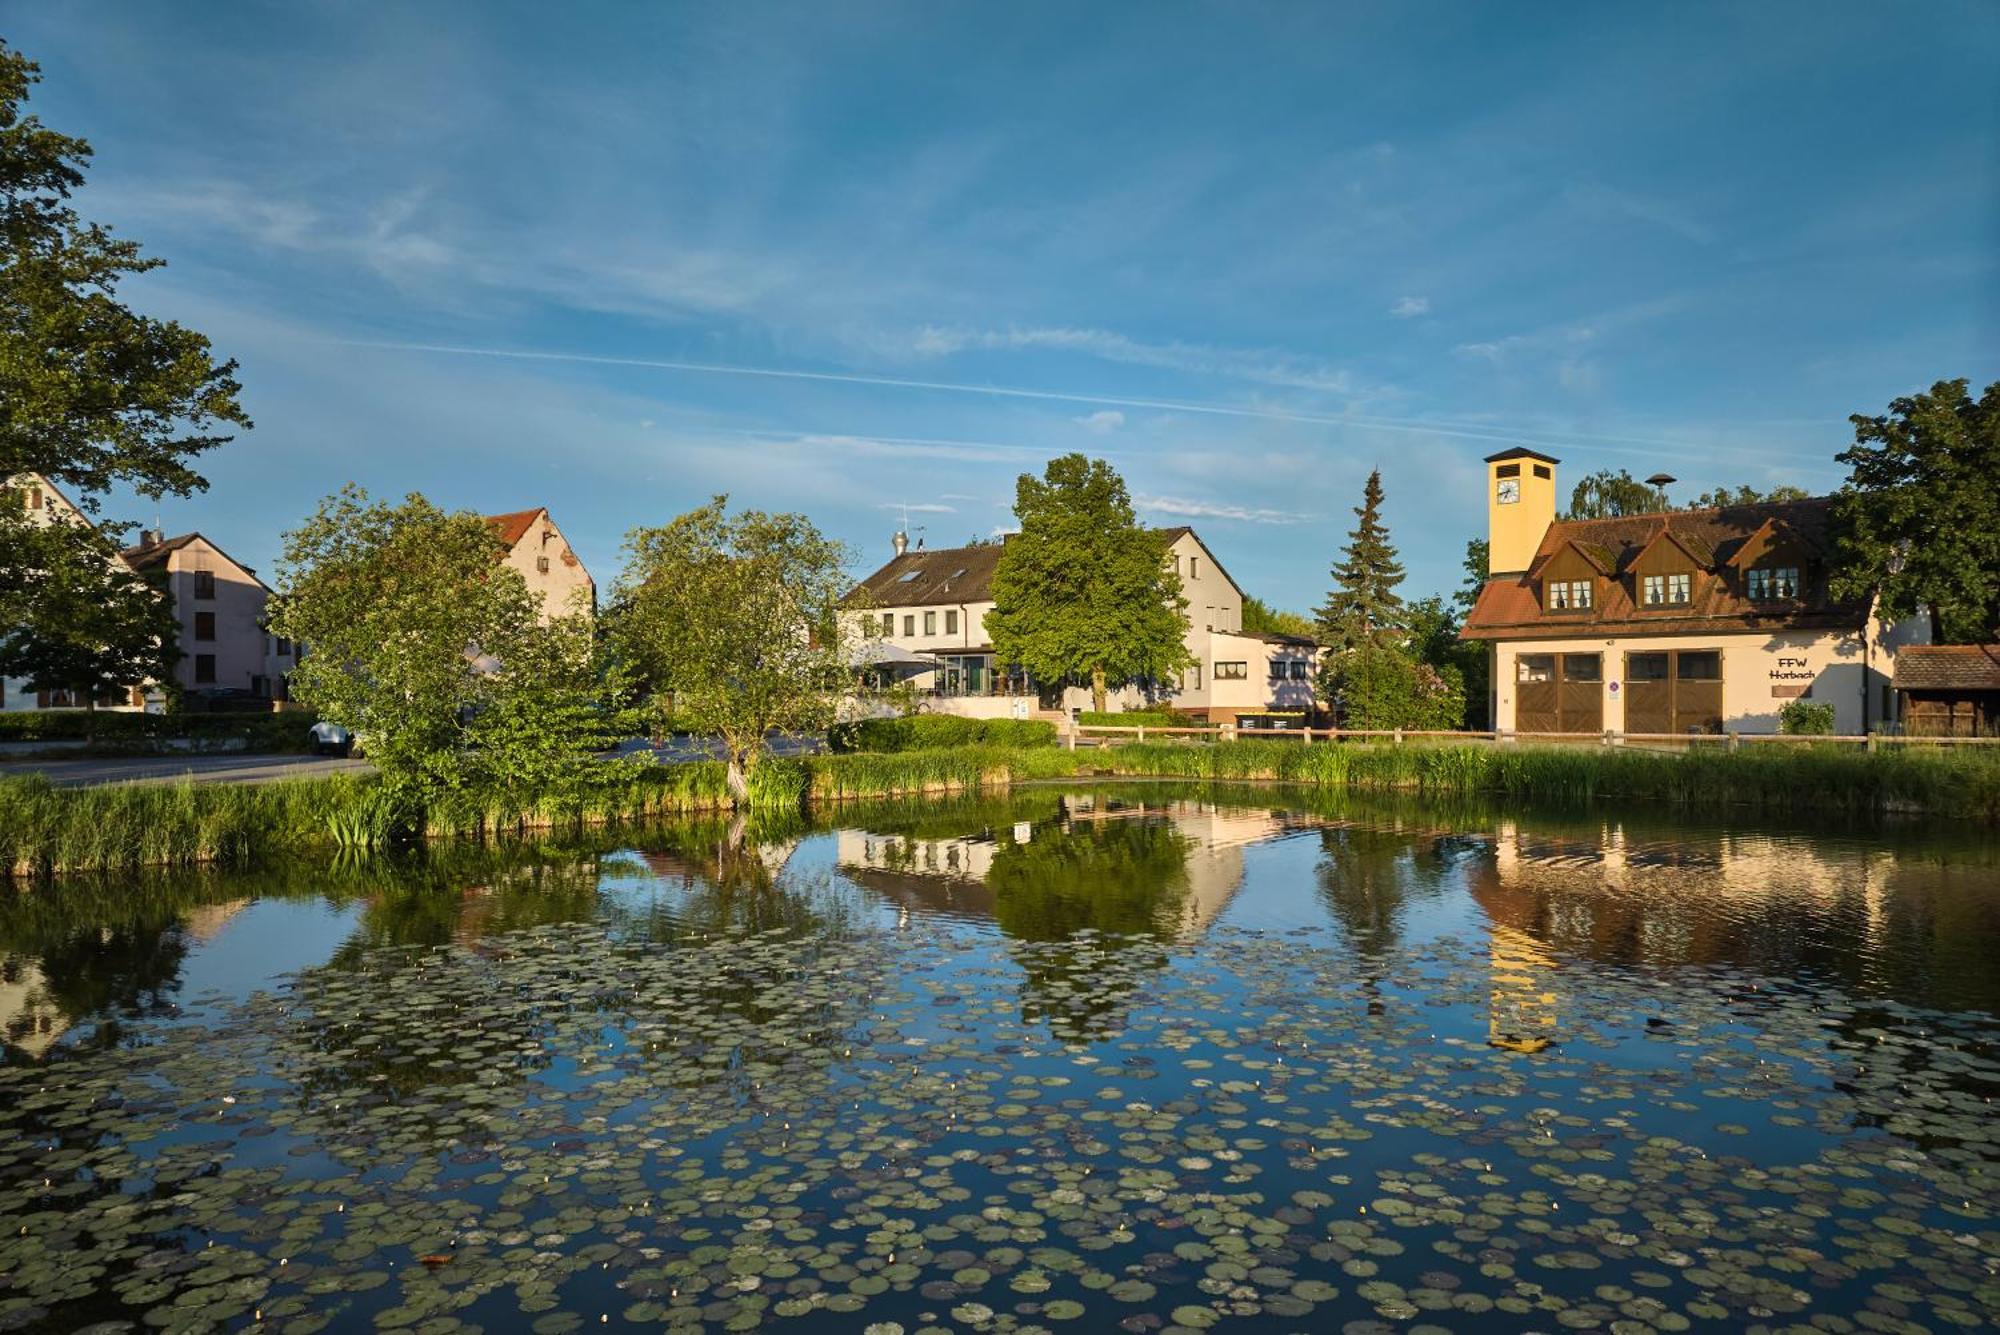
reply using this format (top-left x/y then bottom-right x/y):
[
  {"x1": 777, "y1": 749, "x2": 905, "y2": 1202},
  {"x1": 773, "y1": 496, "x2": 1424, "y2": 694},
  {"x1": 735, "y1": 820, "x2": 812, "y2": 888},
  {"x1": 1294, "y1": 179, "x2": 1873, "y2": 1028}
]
[
  {"x1": 5, "y1": 787, "x2": 2000, "y2": 1067},
  {"x1": 3, "y1": 786, "x2": 1999, "y2": 1333}
]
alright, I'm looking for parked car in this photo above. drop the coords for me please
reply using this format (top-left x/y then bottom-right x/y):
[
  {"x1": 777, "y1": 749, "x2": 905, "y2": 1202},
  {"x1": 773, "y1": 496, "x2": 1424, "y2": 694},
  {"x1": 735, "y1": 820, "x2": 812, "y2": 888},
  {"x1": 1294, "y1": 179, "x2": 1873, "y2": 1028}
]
[{"x1": 308, "y1": 720, "x2": 353, "y2": 757}]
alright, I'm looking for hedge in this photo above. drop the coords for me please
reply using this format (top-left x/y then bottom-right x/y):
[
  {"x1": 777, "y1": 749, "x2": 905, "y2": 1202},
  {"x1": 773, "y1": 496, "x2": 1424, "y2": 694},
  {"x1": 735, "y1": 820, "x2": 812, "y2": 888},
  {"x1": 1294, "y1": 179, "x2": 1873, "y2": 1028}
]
[
  {"x1": 0, "y1": 709, "x2": 318, "y2": 753},
  {"x1": 828, "y1": 715, "x2": 1058, "y2": 753}
]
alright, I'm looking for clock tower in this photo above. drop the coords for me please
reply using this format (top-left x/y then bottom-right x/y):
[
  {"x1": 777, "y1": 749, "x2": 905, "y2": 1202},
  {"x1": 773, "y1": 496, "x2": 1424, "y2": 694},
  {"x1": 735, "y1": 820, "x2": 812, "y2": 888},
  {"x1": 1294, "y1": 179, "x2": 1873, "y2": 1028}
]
[{"x1": 1485, "y1": 448, "x2": 1559, "y2": 577}]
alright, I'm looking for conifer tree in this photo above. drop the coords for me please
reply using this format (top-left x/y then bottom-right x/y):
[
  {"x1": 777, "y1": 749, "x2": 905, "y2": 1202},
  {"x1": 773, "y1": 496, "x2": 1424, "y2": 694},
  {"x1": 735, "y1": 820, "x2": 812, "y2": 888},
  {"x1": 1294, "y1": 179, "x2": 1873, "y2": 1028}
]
[{"x1": 1314, "y1": 469, "x2": 1405, "y2": 652}]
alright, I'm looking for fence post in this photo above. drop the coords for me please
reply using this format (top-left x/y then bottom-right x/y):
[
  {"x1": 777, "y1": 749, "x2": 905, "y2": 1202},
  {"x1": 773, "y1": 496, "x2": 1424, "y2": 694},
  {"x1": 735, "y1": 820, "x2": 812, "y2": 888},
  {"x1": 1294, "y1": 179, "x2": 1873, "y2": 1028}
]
[
  {"x1": 1866, "y1": 732, "x2": 1878, "y2": 754},
  {"x1": 1067, "y1": 724, "x2": 1077, "y2": 751},
  {"x1": 1393, "y1": 728, "x2": 1404, "y2": 745},
  {"x1": 1136, "y1": 725, "x2": 1145, "y2": 744},
  {"x1": 1301, "y1": 725, "x2": 1311, "y2": 745},
  {"x1": 1727, "y1": 730, "x2": 1740, "y2": 753}
]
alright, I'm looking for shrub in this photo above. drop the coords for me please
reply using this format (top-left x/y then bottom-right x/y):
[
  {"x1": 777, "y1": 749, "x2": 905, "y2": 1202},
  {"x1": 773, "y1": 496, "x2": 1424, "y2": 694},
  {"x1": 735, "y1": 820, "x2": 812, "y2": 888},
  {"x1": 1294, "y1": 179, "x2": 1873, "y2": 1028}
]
[
  {"x1": 828, "y1": 715, "x2": 1058, "y2": 753},
  {"x1": 1318, "y1": 644, "x2": 1466, "y2": 730},
  {"x1": 1778, "y1": 699, "x2": 1837, "y2": 735},
  {"x1": 1074, "y1": 709, "x2": 1209, "y2": 729},
  {"x1": 0, "y1": 709, "x2": 318, "y2": 752}
]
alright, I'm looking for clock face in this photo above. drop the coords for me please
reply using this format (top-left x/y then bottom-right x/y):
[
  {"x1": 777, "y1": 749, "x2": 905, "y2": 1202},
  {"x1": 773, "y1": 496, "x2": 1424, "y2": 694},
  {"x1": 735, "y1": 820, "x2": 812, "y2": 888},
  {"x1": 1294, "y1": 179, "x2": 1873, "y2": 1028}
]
[{"x1": 1496, "y1": 478, "x2": 1521, "y2": 504}]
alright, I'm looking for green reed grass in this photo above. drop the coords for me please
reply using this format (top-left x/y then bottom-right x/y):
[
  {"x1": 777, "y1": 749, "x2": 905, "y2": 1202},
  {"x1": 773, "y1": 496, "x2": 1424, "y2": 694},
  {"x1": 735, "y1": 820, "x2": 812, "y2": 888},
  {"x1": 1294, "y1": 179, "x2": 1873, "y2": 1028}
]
[{"x1": 7, "y1": 738, "x2": 1997, "y2": 878}]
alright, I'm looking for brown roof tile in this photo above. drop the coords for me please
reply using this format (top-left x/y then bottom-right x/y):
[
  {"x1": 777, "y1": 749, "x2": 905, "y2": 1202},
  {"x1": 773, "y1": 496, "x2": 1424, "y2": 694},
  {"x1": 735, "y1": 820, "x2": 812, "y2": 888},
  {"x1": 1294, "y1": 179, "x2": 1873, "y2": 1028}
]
[
  {"x1": 1893, "y1": 645, "x2": 2000, "y2": 692},
  {"x1": 848, "y1": 543, "x2": 1008, "y2": 609},
  {"x1": 485, "y1": 508, "x2": 545, "y2": 548},
  {"x1": 1461, "y1": 497, "x2": 1871, "y2": 640}
]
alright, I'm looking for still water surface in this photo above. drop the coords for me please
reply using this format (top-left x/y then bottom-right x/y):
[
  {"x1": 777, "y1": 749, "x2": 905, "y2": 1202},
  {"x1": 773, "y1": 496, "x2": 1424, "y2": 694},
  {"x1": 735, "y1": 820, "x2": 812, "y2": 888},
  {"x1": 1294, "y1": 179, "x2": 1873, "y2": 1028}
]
[{"x1": 3, "y1": 785, "x2": 1997, "y2": 1333}]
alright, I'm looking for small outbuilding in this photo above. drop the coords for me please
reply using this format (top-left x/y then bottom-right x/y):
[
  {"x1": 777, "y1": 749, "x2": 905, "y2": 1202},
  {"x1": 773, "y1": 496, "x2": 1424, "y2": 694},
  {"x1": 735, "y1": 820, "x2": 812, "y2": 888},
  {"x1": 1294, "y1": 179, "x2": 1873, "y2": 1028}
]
[{"x1": 1892, "y1": 645, "x2": 2000, "y2": 737}]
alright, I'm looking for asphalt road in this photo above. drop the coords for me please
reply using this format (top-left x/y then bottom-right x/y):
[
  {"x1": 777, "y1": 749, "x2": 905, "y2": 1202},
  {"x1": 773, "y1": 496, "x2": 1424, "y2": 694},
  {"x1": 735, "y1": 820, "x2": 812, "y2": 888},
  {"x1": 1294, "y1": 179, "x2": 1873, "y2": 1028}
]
[
  {"x1": 0, "y1": 753, "x2": 376, "y2": 789},
  {"x1": 2, "y1": 735, "x2": 825, "y2": 789}
]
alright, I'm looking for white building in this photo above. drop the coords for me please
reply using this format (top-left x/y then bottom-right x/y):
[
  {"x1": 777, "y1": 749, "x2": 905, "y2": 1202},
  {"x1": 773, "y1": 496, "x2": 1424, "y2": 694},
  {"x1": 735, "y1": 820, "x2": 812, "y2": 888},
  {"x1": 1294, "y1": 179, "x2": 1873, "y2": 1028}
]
[
  {"x1": 844, "y1": 527, "x2": 1320, "y2": 722},
  {"x1": 485, "y1": 508, "x2": 595, "y2": 623}
]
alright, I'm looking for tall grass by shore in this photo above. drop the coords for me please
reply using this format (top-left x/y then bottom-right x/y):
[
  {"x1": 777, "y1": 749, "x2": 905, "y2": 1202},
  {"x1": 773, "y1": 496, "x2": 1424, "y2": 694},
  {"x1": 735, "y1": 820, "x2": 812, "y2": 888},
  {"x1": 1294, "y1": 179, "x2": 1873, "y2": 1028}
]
[{"x1": 6, "y1": 739, "x2": 1997, "y2": 877}]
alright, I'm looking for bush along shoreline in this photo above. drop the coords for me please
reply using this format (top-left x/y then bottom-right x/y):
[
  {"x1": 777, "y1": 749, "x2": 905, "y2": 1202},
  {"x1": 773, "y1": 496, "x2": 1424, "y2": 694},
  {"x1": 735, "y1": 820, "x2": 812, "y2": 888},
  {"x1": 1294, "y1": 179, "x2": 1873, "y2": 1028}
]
[{"x1": 5, "y1": 739, "x2": 1999, "y2": 878}]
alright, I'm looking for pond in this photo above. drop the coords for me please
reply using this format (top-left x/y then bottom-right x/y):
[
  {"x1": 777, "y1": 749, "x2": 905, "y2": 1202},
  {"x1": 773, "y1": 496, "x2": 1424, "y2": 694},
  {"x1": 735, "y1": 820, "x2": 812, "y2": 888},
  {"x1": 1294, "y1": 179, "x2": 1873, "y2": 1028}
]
[{"x1": 3, "y1": 784, "x2": 1998, "y2": 1334}]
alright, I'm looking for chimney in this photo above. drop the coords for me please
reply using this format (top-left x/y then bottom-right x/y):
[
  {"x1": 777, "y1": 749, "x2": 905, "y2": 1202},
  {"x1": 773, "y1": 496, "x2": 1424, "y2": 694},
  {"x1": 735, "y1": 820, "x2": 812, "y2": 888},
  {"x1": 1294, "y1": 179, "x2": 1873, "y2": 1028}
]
[
  {"x1": 1483, "y1": 449, "x2": 1559, "y2": 577},
  {"x1": 892, "y1": 530, "x2": 908, "y2": 557},
  {"x1": 140, "y1": 528, "x2": 164, "y2": 548}
]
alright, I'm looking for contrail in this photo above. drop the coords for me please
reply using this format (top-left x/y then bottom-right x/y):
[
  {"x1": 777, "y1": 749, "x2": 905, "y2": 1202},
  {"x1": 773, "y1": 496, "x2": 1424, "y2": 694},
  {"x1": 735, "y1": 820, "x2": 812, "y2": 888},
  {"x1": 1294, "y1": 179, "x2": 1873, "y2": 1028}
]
[{"x1": 334, "y1": 337, "x2": 1833, "y2": 464}]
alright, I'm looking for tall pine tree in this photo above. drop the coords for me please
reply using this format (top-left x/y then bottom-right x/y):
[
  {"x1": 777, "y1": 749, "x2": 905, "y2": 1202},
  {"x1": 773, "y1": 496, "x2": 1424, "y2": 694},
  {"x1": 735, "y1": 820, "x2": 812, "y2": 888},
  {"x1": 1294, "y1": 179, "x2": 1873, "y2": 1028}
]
[{"x1": 1315, "y1": 469, "x2": 1405, "y2": 652}]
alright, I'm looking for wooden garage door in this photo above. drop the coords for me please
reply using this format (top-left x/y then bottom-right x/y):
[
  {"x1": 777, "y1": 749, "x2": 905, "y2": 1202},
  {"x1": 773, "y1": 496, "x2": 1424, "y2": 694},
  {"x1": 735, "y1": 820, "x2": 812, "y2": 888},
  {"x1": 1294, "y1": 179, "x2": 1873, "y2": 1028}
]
[
  {"x1": 1516, "y1": 653, "x2": 1603, "y2": 734},
  {"x1": 1623, "y1": 649, "x2": 1723, "y2": 735}
]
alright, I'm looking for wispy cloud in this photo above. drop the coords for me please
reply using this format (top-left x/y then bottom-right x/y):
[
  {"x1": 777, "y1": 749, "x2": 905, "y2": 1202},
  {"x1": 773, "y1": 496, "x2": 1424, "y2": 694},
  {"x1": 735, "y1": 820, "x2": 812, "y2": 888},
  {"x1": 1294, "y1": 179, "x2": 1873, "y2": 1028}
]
[
  {"x1": 876, "y1": 501, "x2": 956, "y2": 513},
  {"x1": 1076, "y1": 409, "x2": 1125, "y2": 433},
  {"x1": 906, "y1": 325, "x2": 1355, "y2": 394},
  {"x1": 1389, "y1": 295, "x2": 1430, "y2": 319},
  {"x1": 1137, "y1": 494, "x2": 1314, "y2": 525},
  {"x1": 1563, "y1": 182, "x2": 1716, "y2": 244}
]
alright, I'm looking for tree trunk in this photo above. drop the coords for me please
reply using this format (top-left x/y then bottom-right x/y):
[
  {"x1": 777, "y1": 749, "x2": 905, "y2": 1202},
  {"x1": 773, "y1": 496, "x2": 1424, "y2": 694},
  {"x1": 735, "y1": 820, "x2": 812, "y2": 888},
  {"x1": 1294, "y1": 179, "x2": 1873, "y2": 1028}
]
[
  {"x1": 725, "y1": 752, "x2": 752, "y2": 806},
  {"x1": 1091, "y1": 665, "x2": 1107, "y2": 715}
]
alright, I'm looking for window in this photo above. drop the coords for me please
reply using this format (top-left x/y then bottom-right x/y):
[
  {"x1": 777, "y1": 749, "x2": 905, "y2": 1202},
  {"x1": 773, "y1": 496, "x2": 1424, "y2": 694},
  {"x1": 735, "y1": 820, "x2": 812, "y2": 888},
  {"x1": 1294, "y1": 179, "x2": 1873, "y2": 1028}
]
[
  {"x1": 1270, "y1": 659, "x2": 1289, "y2": 681},
  {"x1": 277, "y1": 638, "x2": 292, "y2": 657},
  {"x1": 1546, "y1": 580, "x2": 1593, "y2": 611},
  {"x1": 897, "y1": 570, "x2": 922, "y2": 583},
  {"x1": 1517, "y1": 654, "x2": 1555, "y2": 684},
  {"x1": 1183, "y1": 664, "x2": 1203, "y2": 692},
  {"x1": 194, "y1": 611, "x2": 216, "y2": 641},
  {"x1": 945, "y1": 609, "x2": 958, "y2": 635},
  {"x1": 1676, "y1": 651, "x2": 1721, "y2": 681},
  {"x1": 1290, "y1": 659, "x2": 1310, "y2": 681},
  {"x1": 1562, "y1": 654, "x2": 1602, "y2": 682},
  {"x1": 194, "y1": 654, "x2": 216, "y2": 684},
  {"x1": 1627, "y1": 652, "x2": 1670, "y2": 682},
  {"x1": 923, "y1": 611, "x2": 937, "y2": 635},
  {"x1": 537, "y1": 555, "x2": 551, "y2": 574},
  {"x1": 1495, "y1": 462, "x2": 1520, "y2": 478},
  {"x1": 1747, "y1": 566, "x2": 1800, "y2": 601},
  {"x1": 1215, "y1": 661, "x2": 1247, "y2": 680},
  {"x1": 903, "y1": 615, "x2": 915, "y2": 638},
  {"x1": 1190, "y1": 557, "x2": 1199, "y2": 579},
  {"x1": 1642, "y1": 572, "x2": 1692, "y2": 606},
  {"x1": 1533, "y1": 464, "x2": 1551, "y2": 479},
  {"x1": 194, "y1": 570, "x2": 216, "y2": 599},
  {"x1": 880, "y1": 612, "x2": 894, "y2": 635}
]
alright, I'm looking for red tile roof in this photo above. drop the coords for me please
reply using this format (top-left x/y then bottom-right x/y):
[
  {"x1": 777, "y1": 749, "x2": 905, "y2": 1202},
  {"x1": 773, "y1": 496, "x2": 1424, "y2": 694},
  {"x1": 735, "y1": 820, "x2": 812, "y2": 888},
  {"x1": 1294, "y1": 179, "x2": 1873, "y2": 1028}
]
[
  {"x1": 1893, "y1": 645, "x2": 2000, "y2": 692},
  {"x1": 485, "y1": 508, "x2": 545, "y2": 548},
  {"x1": 1460, "y1": 497, "x2": 1872, "y2": 640}
]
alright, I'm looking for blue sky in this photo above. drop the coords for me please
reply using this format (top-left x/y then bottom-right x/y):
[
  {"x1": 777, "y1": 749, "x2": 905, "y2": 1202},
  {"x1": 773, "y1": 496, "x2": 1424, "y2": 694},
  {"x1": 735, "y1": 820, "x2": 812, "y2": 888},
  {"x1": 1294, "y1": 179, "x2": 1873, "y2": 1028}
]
[{"x1": 15, "y1": 1, "x2": 1997, "y2": 609}]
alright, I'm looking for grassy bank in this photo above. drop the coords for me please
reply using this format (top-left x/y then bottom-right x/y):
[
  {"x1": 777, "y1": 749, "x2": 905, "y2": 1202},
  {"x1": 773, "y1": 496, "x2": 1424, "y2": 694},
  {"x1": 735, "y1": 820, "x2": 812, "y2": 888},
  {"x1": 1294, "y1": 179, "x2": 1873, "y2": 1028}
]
[{"x1": 7, "y1": 740, "x2": 1998, "y2": 877}]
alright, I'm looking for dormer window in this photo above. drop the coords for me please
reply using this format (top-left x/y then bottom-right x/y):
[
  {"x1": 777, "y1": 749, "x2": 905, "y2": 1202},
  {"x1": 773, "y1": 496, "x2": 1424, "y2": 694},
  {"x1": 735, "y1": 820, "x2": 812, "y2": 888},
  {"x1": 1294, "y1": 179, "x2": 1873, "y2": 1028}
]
[
  {"x1": 1546, "y1": 580, "x2": 1593, "y2": 612},
  {"x1": 1642, "y1": 573, "x2": 1691, "y2": 607},
  {"x1": 1746, "y1": 566, "x2": 1799, "y2": 601}
]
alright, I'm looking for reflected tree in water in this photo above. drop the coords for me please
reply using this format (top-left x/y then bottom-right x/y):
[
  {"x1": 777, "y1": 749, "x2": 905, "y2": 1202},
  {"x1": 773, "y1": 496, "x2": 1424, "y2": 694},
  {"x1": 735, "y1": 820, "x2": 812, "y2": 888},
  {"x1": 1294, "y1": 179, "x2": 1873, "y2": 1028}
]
[{"x1": 987, "y1": 803, "x2": 1193, "y2": 1041}]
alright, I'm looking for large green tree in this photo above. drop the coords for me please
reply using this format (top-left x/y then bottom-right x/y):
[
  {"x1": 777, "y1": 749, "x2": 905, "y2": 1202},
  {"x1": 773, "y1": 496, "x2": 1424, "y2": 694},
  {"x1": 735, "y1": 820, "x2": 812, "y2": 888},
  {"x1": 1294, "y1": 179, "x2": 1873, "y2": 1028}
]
[
  {"x1": 1, "y1": 40, "x2": 248, "y2": 711},
  {"x1": 608, "y1": 497, "x2": 856, "y2": 802},
  {"x1": 986, "y1": 454, "x2": 1192, "y2": 713},
  {"x1": 1830, "y1": 378, "x2": 1999, "y2": 643},
  {"x1": 0, "y1": 511, "x2": 175, "y2": 723},
  {"x1": 0, "y1": 42, "x2": 247, "y2": 502},
  {"x1": 1241, "y1": 594, "x2": 1315, "y2": 639},
  {"x1": 269, "y1": 487, "x2": 613, "y2": 807},
  {"x1": 1315, "y1": 469, "x2": 1405, "y2": 652},
  {"x1": 1563, "y1": 469, "x2": 1661, "y2": 519}
]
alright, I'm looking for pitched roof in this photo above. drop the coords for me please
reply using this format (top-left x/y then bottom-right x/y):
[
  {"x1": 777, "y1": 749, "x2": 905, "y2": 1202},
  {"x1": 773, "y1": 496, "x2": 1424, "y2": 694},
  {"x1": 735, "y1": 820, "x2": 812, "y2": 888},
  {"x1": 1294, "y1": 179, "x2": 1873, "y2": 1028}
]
[
  {"x1": 1461, "y1": 496, "x2": 1870, "y2": 640},
  {"x1": 120, "y1": 532, "x2": 272, "y2": 593},
  {"x1": 848, "y1": 542, "x2": 1008, "y2": 609},
  {"x1": 485, "y1": 508, "x2": 546, "y2": 548},
  {"x1": 847, "y1": 527, "x2": 1239, "y2": 610},
  {"x1": 1894, "y1": 645, "x2": 2000, "y2": 692}
]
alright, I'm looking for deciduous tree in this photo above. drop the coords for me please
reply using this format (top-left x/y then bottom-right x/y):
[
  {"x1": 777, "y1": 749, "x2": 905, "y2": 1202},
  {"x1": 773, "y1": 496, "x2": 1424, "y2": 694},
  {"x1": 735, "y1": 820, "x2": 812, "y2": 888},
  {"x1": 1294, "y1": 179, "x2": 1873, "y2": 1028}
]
[
  {"x1": 1830, "y1": 379, "x2": 1999, "y2": 644},
  {"x1": 0, "y1": 41, "x2": 248, "y2": 503},
  {"x1": 1690, "y1": 483, "x2": 1811, "y2": 509},
  {"x1": 1563, "y1": 469, "x2": 1661, "y2": 519},
  {"x1": 986, "y1": 454, "x2": 1192, "y2": 713},
  {"x1": 1241, "y1": 595, "x2": 1315, "y2": 639},
  {"x1": 608, "y1": 498, "x2": 856, "y2": 803},
  {"x1": 269, "y1": 487, "x2": 612, "y2": 806},
  {"x1": 0, "y1": 511, "x2": 174, "y2": 726}
]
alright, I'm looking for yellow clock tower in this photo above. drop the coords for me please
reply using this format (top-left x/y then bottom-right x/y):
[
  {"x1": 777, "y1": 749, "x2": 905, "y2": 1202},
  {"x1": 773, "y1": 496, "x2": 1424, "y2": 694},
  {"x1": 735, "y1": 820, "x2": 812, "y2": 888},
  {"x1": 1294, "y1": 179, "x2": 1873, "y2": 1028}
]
[{"x1": 1485, "y1": 448, "x2": 1559, "y2": 577}]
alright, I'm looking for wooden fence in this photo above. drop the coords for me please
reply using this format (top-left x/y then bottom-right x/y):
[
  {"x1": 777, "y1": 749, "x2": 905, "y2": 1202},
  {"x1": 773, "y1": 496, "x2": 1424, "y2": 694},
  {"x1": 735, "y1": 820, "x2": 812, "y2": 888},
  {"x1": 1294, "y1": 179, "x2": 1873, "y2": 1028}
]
[{"x1": 1063, "y1": 723, "x2": 2000, "y2": 751}]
